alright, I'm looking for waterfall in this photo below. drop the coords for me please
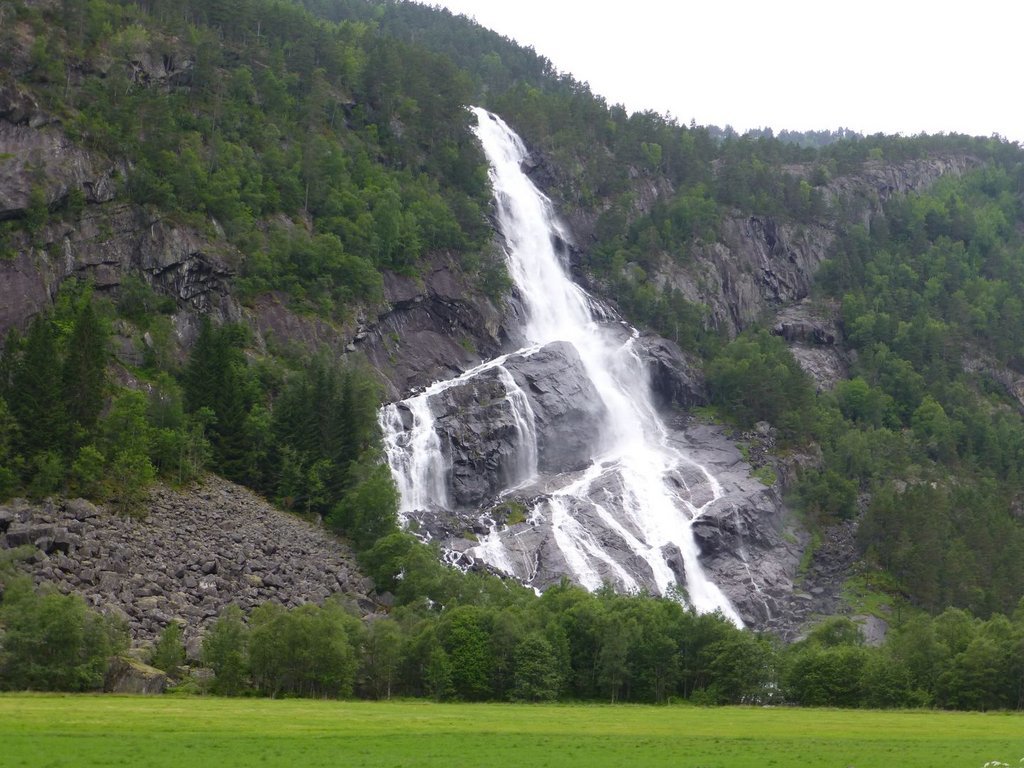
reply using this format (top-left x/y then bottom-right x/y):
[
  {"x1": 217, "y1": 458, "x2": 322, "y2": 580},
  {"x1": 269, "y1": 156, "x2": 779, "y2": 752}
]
[{"x1": 381, "y1": 108, "x2": 742, "y2": 625}]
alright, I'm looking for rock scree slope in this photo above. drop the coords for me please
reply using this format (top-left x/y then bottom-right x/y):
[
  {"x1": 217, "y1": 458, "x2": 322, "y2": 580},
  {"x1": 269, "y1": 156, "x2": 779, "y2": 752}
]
[{"x1": 0, "y1": 476, "x2": 374, "y2": 652}]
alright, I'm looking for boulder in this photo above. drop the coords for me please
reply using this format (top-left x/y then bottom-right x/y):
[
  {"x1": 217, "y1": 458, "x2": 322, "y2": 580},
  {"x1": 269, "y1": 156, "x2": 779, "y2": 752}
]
[
  {"x1": 5, "y1": 523, "x2": 55, "y2": 548},
  {"x1": 104, "y1": 656, "x2": 168, "y2": 695},
  {"x1": 633, "y1": 334, "x2": 707, "y2": 410},
  {"x1": 65, "y1": 498, "x2": 101, "y2": 521}
]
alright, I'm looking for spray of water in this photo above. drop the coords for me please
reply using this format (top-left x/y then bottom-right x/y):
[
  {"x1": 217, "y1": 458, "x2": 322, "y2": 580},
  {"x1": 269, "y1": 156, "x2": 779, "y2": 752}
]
[{"x1": 380, "y1": 108, "x2": 742, "y2": 625}]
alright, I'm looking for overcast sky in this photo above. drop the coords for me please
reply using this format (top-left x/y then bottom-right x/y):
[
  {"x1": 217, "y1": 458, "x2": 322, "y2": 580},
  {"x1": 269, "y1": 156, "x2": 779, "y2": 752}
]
[{"x1": 429, "y1": 0, "x2": 1021, "y2": 142}]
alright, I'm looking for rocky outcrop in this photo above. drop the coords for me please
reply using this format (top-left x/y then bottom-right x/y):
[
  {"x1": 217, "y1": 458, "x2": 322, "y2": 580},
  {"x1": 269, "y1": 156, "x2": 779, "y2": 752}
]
[
  {"x1": 104, "y1": 657, "x2": 168, "y2": 695},
  {"x1": 823, "y1": 156, "x2": 979, "y2": 214},
  {"x1": 505, "y1": 343, "x2": 607, "y2": 472},
  {"x1": 962, "y1": 353, "x2": 1024, "y2": 412},
  {"x1": 771, "y1": 300, "x2": 849, "y2": 390},
  {"x1": 0, "y1": 74, "x2": 238, "y2": 341},
  {"x1": 769, "y1": 519, "x2": 862, "y2": 642},
  {"x1": 420, "y1": 341, "x2": 607, "y2": 509},
  {"x1": 527, "y1": 144, "x2": 979, "y2": 342},
  {"x1": 430, "y1": 366, "x2": 530, "y2": 508},
  {"x1": 357, "y1": 255, "x2": 511, "y2": 399},
  {"x1": 0, "y1": 83, "x2": 118, "y2": 222},
  {"x1": 247, "y1": 291, "x2": 354, "y2": 357},
  {"x1": 434, "y1": 416, "x2": 804, "y2": 630},
  {"x1": 657, "y1": 216, "x2": 835, "y2": 337},
  {"x1": 670, "y1": 421, "x2": 802, "y2": 627},
  {"x1": 633, "y1": 333, "x2": 708, "y2": 410},
  {"x1": 665, "y1": 157, "x2": 979, "y2": 338},
  {"x1": 0, "y1": 203, "x2": 237, "y2": 338},
  {"x1": 1, "y1": 477, "x2": 373, "y2": 652}
]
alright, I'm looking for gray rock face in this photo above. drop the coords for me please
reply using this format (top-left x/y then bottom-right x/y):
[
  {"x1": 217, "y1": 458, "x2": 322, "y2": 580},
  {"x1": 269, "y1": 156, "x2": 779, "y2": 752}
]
[
  {"x1": 962, "y1": 353, "x2": 1024, "y2": 412},
  {"x1": 659, "y1": 215, "x2": 835, "y2": 338},
  {"x1": 771, "y1": 300, "x2": 849, "y2": 390},
  {"x1": 0, "y1": 203, "x2": 236, "y2": 340},
  {"x1": 0, "y1": 477, "x2": 372, "y2": 653},
  {"x1": 0, "y1": 80, "x2": 236, "y2": 340},
  {"x1": 504, "y1": 342, "x2": 607, "y2": 472},
  {"x1": 768, "y1": 519, "x2": 862, "y2": 642},
  {"x1": 670, "y1": 154, "x2": 976, "y2": 338},
  {"x1": 432, "y1": 367, "x2": 526, "y2": 508},
  {"x1": 632, "y1": 334, "x2": 708, "y2": 410},
  {"x1": 436, "y1": 418, "x2": 802, "y2": 631},
  {"x1": 670, "y1": 422, "x2": 801, "y2": 627},
  {"x1": 357, "y1": 256, "x2": 511, "y2": 399},
  {"x1": 547, "y1": 149, "x2": 978, "y2": 342},
  {"x1": 823, "y1": 156, "x2": 978, "y2": 209},
  {"x1": 0, "y1": 83, "x2": 49, "y2": 128},
  {"x1": 424, "y1": 341, "x2": 606, "y2": 508},
  {"x1": 0, "y1": 85, "x2": 117, "y2": 222}
]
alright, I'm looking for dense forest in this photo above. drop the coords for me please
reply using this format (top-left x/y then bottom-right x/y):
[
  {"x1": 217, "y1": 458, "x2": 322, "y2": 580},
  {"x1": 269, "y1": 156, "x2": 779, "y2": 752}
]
[
  {"x1": 4, "y1": 550, "x2": 1022, "y2": 709},
  {"x1": 1, "y1": 0, "x2": 1024, "y2": 708}
]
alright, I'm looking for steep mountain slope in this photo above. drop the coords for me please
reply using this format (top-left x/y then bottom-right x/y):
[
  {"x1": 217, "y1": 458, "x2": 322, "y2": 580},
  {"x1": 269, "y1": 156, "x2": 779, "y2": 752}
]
[{"x1": 1, "y1": 0, "x2": 1023, "y2": 640}]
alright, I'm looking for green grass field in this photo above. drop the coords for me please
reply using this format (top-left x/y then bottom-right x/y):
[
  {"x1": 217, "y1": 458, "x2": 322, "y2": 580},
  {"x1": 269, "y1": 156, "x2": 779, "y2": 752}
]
[{"x1": 1, "y1": 695, "x2": 1021, "y2": 768}]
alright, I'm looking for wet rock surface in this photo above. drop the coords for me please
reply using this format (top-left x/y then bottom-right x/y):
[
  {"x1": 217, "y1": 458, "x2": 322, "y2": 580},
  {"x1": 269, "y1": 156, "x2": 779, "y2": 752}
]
[
  {"x1": 434, "y1": 416, "x2": 805, "y2": 633},
  {"x1": 505, "y1": 342, "x2": 607, "y2": 472},
  {"x1": 420, "y1": 341, "x2": 608, "y2": 509},
  {"x1": 432, "y1": 367, "x2": 527, "y2": 507},
  {"x1": 0, "y1": 477, "x2": 372, "y2": 651},
  {"x1": 669, "y1": 421, "x2": 802, "y2": 628},
  {"x1": 632, "y1": 334, "x2": 708, "y2": 410}
]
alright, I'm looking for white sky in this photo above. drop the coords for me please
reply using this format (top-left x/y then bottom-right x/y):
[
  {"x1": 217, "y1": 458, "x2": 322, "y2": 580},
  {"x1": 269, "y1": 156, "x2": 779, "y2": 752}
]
[{"x1": 430, "y1": 0, "x2": 1022, "y2": 142}]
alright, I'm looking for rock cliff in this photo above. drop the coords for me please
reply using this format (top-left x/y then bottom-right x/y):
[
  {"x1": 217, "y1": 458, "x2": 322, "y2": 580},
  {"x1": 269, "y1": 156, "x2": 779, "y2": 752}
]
[
  {"x1": 532, "y1": 149, "x2": 979, "y2": 341},
  {"x1": 0, "y1": 68, "x2": 983, "y2": 640}
]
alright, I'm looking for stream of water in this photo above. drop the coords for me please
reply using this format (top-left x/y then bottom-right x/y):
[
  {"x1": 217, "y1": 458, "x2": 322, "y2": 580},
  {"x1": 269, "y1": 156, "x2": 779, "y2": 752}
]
[{"x1": 380, "y1": 108, "x2": 741, "y2": 624}]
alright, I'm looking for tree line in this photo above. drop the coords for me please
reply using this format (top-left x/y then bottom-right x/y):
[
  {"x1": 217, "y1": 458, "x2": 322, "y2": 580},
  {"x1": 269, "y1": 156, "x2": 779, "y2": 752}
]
[
  {"x1": 4, "y1": 547, "x2": 1022, "y2": 710},
  {"x1": 0, "y1": 282, "x2": 395, "y2": 559}
]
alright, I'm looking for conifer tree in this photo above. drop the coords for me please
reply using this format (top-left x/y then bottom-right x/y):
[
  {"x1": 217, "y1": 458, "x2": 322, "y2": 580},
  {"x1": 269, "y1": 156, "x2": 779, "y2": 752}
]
[
  {"x1": 9, "y1": 315, "x2": 67, "y2": 461},
  {"x1": 182, "y1": 318, "x2": 255, "y2": 482},
  {"x1": 61, "y1": 301, "x2": 107, "y2": 447}
]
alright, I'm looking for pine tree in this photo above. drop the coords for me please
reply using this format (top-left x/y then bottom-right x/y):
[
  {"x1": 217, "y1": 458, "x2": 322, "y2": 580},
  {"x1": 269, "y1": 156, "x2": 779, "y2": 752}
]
[
  {"x1": 0, "y1": 328, "x2": 21, "y2": 400},
  {"x1": 61, "y1": 301, "x2": 107, "y2": 447},
  {"x1": 183, "y1": 317, "x2": 219, "y2": 415},
  {"x1": 9, "y1": 316, "x2": 67, "y2": 460},
  {"x1": 182, "y1": 318, "x2": 254, "y2": 482}
]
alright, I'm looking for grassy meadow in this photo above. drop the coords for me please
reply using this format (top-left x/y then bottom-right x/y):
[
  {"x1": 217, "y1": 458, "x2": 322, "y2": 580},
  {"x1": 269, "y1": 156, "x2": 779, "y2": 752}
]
[{"x1": 1, "y1": 694, "x2": 1021, "y2": 768}]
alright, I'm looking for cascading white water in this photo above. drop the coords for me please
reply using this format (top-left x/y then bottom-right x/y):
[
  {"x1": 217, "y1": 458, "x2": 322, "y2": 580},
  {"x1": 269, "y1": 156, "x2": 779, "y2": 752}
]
[
  {"x1": 381, "y1": 397, "x2": 448, "y2": 517},
  {"x1": 381, "y1": 346, "x2": 542, "y2": 516},
  {"x1": 381, "y1": 108, "x2": 742, "y2": 625},
  {"x1": 494, "y1": 366, "x2": 539, "y2": 486}
]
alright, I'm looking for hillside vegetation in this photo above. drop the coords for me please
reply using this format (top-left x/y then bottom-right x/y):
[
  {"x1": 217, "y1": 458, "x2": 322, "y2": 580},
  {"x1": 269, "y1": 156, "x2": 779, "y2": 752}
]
[{"x1": 0, "y1": 0, "x2": 1023, "y2": 707}]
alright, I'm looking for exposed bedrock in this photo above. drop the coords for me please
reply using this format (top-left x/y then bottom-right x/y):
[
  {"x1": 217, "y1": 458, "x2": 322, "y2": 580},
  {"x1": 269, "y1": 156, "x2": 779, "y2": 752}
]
[
  {"x1": 425, "y1": 341, "x2": 607, "y2": 508},
  {"x1": 432, "y1": 415, "x2": 802, "y2": 630}
]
